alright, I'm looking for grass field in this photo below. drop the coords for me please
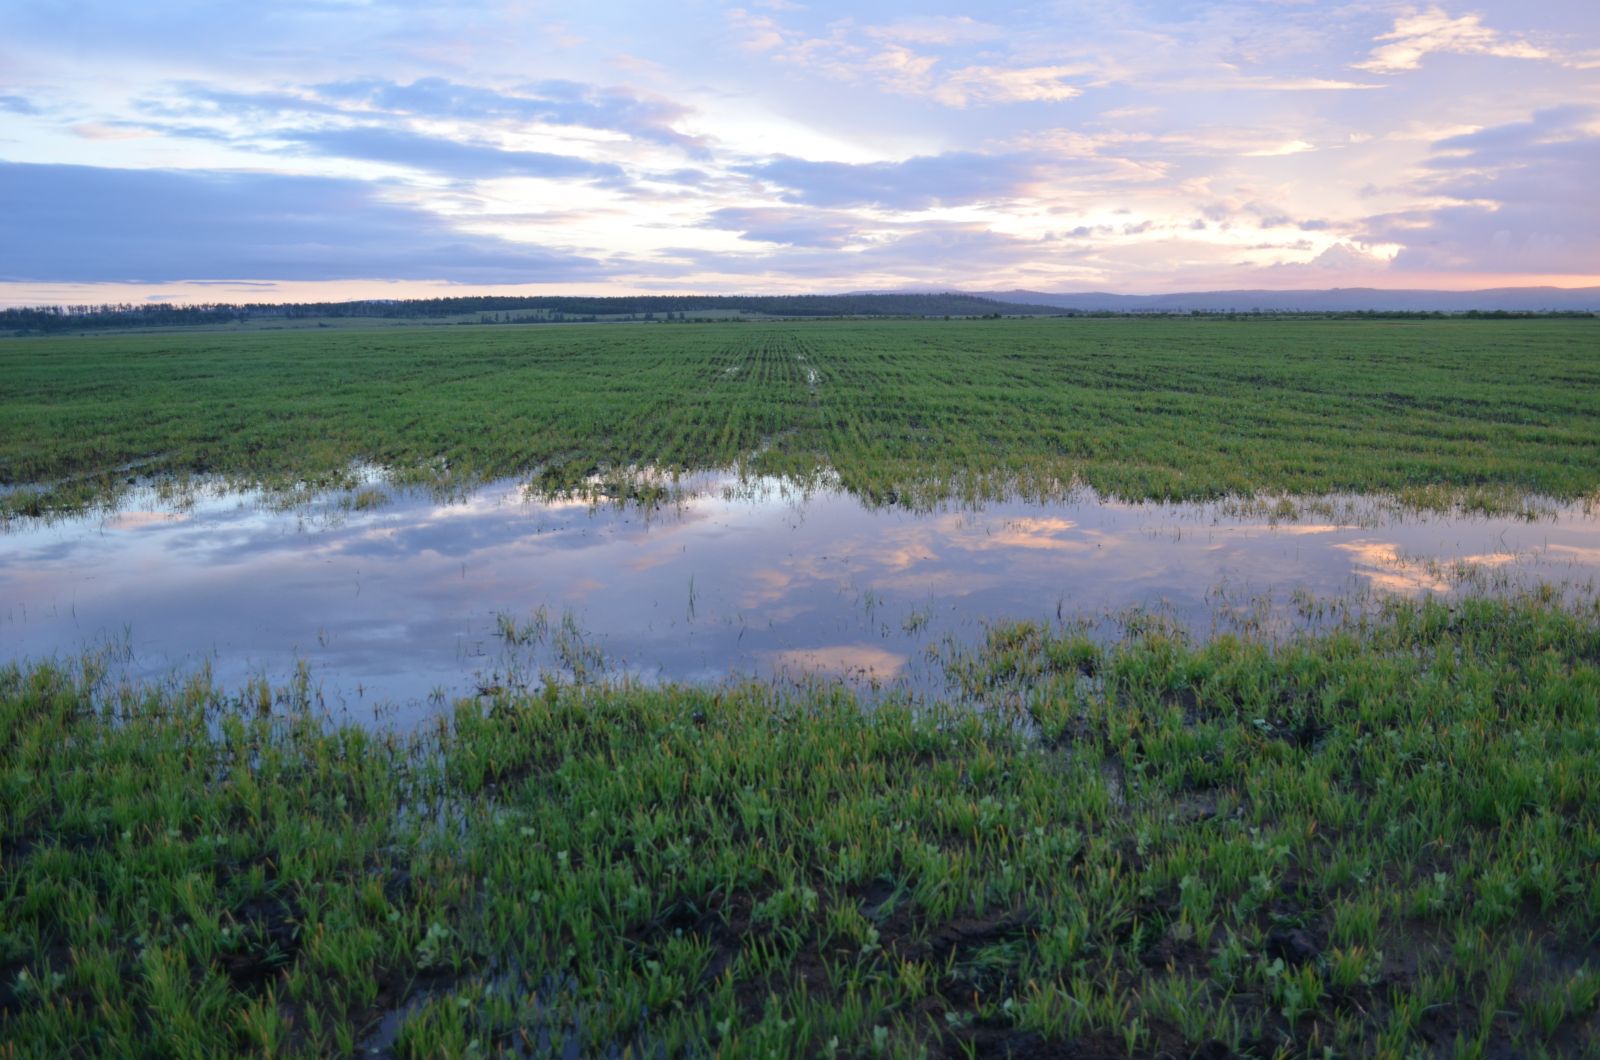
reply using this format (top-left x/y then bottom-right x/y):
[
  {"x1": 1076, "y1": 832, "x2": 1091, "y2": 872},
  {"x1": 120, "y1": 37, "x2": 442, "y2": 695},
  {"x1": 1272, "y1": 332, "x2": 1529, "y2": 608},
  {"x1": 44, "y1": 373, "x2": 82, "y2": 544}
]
[
  {"x1": 3, "y1": 590, "x2": 1598, "y2": 1057},
  {"x1": 3, "y1": 316, "x2": 1598, "y2": 518}
]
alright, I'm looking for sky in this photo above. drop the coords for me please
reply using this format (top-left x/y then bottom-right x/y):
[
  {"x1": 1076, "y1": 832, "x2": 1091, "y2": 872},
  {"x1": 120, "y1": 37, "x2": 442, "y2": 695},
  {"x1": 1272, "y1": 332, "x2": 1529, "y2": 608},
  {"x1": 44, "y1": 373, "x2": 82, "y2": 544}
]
[{"x1": 1, "y1": 1, "x2": 1597, "y2": 304}]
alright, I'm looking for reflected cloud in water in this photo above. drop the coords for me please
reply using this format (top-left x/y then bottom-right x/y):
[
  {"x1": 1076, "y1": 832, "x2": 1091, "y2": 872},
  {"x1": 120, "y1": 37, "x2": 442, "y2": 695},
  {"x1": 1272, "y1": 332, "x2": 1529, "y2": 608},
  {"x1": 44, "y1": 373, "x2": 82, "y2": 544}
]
[
  {"x1": 104, "y1": 511, "x2": 188, "y2": 532},
  {"x1": 1336, "y1": 540, "x2": 1535, "y2": 595},
  {"x1": 766, "y1": 646, "x2": 909, "y2": 682}
]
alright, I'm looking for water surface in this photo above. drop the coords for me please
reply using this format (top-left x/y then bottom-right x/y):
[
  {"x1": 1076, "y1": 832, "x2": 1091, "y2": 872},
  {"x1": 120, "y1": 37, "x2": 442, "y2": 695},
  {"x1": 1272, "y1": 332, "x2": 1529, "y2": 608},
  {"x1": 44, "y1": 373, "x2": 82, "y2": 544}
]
[{"x1": 4, "y1": 472, "x2": 1597, "y2": 726}]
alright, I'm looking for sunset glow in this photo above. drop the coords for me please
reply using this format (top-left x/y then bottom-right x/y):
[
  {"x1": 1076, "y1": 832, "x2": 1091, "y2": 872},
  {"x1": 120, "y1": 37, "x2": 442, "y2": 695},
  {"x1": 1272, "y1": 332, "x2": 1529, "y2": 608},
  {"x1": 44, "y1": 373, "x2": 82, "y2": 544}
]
[{"x1": 2, "y1": 2, "x2": 1596, "y2": 303}]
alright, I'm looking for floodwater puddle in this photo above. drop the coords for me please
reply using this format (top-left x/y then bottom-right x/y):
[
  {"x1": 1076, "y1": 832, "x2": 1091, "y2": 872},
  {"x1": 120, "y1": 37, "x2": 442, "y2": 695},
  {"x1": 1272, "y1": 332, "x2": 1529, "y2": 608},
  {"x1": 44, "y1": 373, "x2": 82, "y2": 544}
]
[{"x1": 3, "y1": 471, "x2": 1597, "y2": 726}]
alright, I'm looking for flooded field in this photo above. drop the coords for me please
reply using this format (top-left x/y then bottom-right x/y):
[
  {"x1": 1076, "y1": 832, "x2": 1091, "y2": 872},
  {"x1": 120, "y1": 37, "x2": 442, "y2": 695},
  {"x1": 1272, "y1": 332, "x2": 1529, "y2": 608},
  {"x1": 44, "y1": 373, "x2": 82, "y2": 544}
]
[
  {"x1": 6, "y1": 319, "x2": 1600, "y2": 1058},
  {"x1": 4, "y1": 470, "x2": 1597, "y2": 724}
]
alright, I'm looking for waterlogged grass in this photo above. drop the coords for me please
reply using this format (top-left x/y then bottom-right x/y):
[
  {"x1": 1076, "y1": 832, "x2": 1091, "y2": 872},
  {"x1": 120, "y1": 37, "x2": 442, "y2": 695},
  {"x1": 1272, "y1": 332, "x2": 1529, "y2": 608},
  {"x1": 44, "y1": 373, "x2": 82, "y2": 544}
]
[
  {"x1": 4, "y1": 590, "x2": 1599, "y2": 1056},
  {"x1": 3, "y1": 316, "x2": 1598, "y2": 518}
]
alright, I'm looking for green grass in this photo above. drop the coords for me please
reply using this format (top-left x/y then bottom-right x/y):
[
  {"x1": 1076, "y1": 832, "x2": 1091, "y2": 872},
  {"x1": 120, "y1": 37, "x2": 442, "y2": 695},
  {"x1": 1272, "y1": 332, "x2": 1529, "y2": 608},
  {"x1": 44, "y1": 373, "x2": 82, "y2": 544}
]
[
  {"x1": 4, "y1": 589, "x2": 1599, "y2": 1057},
  {"x1": 3, "y1": 316, "x2": 1598, "y2": 518}
]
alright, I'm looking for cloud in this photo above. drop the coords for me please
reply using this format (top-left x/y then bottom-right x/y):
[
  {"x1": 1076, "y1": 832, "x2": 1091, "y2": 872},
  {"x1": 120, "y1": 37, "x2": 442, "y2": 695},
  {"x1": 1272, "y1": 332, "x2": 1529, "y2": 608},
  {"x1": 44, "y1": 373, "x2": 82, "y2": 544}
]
[
  {"x1": 862, "y1": 52, "x2": 1092, "y2": 108},
  {"x1": 128, "y1": 113, "x2": 632, "y2": 182},
  {"x1": 0, "y1": 162, "x2": 607, "y2": 284},
  {"x1": 1269, "y1": 242, "x2": 1391, "y2": 273},
  {"x1": 110, "y1": 119, "x2": 237, "y2": 143},
  {"x1": 315, "y1": 77, "x2": 708, "y2": 155},
  {"x1": 1429, "y1": 104, "x2": 1594, "y2": 155},
  {"x1": 1242, "y1": 139, "x2": 1316, "y2": 157},
  {"x1": 863, "y1": 16, "x2": 1004, "y2": 46},
  {"x1": 142, "y1": 85, "x2": 350, "y2": 119},
  {"x1": 280, "y1": 125, "x2": 626, "y2": 182},
  {"x1": 739, "y1": 152, "x2": 1042, "y2": 209},
  {"x1": 702, "y1": 207, "x2": 866, "y2": 248},
  {"x1": 932, "y1": 64, "x2": 1086, "y2": 106},
  {"x1": 1363, "y1": 108, "x2": 1600, "y2": 273},
  {"x1": 0, "y1": 94, "x2": 39, "y2": 115},
  {"x1": 727, "y1": 11, "x2": 1088, "y2": 108},
  {"x1": 1182, "y1": 77, "x2": 1384, "y2": 92},
  {"x1": 1356, "y1": 6, "x2": 1552, "y2": 73},
  {"x1": 729, "y1": 8, "x2": 790, "y2": 52},
  {"x1": 1306, "y1": 243, "x2": 1389, "y2": 270},
  {"x1": 657, "y1": 220, "x2": 1072, "y2": 285},
  {"x1": 70, "y1": 122, "x2": 156, "y2": 141},
  {"x1": 142, "y1": 76, "x2": 709, "y2": 157}
]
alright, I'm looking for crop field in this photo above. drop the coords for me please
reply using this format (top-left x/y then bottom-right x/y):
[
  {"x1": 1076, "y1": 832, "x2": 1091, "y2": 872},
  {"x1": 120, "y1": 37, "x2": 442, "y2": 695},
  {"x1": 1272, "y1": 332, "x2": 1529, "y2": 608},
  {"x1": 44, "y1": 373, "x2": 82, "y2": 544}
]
[
  {"x1": 3, "y1": 316, "x2": 1598, "y2": 518},
  {"x1": 4, "y1": 590, "x2": 1599, "y2": 1056}
]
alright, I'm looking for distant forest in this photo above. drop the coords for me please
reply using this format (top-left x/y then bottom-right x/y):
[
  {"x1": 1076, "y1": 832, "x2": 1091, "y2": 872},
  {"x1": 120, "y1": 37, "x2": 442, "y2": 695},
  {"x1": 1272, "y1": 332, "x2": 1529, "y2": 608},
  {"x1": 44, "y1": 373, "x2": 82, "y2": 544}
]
[
  {"x1": 0, "y1": 293, "x2": 1062, "y2": 334},
  {"x1": 3, "y1": 293, "x2": 1591, "y2": 334}
]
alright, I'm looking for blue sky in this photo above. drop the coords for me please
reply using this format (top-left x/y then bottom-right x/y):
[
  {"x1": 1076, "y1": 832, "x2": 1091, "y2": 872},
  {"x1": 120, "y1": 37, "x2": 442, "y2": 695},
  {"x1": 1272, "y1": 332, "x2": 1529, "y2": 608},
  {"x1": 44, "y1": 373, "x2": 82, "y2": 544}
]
[{"x1": 1, "y1": 1, "x2": 1596, "y2": 303}]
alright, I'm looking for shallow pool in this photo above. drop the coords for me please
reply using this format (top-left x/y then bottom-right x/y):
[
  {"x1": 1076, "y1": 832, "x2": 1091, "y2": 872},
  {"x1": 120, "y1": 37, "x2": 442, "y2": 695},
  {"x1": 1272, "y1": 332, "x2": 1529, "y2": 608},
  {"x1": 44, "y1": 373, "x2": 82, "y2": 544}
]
[{"x1": 4, "y1": 472, "x2": 1596, "y2": 725}]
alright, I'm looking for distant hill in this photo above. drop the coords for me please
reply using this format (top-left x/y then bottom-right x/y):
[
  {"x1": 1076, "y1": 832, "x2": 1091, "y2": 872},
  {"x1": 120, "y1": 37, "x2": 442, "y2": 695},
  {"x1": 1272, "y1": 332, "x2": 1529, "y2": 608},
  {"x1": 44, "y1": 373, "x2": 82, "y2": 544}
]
[
  {"x1": 8, "y1": 288, "x2": 1596, "y2": 336},
  {"x1": 978, "y1": 287, "x2": 1600, "y2": 313}
]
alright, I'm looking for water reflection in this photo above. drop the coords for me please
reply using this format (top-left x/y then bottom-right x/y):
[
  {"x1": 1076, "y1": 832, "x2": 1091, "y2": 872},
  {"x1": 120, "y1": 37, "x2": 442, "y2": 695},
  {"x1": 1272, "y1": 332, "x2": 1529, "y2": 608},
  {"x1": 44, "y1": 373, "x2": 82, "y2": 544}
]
[{"x1": 3, "y1": 471, "x2": 1597, "y2": 726}]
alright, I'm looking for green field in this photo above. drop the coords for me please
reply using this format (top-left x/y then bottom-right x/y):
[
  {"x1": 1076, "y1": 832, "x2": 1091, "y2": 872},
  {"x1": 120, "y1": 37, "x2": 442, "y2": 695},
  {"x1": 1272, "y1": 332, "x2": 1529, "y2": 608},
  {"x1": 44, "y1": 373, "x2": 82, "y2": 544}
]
[
  {"x1": 3, "y1": 316, "x2": 1598, "y2": 517},
  {"x1": 4, "y1": 591, "x2": 1599, "y2": 1056}
]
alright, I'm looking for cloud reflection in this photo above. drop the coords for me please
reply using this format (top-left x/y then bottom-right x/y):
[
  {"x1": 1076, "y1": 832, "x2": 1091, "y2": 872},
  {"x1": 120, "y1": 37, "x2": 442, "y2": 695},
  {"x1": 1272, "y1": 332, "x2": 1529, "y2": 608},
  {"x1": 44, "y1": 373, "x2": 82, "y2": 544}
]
[
  {"x1": 936, "y1": 515, "x2": 1096, "y2": 553},
  {"x1": 104, "y1": 511, "x2": 188, "y2": 531},
  {"x1": 1336, "y1": 540, "x2": 1536, "y2": 594},
  {"x1": 766, "y1": 646, "x2": 908, "y2": 681},
  {"x1": 3, "y1": 471, "x2": 1597, "y2": 710}
]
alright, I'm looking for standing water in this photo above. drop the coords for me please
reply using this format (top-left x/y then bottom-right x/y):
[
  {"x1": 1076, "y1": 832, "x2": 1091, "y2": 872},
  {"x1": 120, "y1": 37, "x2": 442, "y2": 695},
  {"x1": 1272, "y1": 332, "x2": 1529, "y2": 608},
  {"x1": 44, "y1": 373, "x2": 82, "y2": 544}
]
[{"x1": 3, "y1": 471, "x2": 1597, "y2": 727}]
